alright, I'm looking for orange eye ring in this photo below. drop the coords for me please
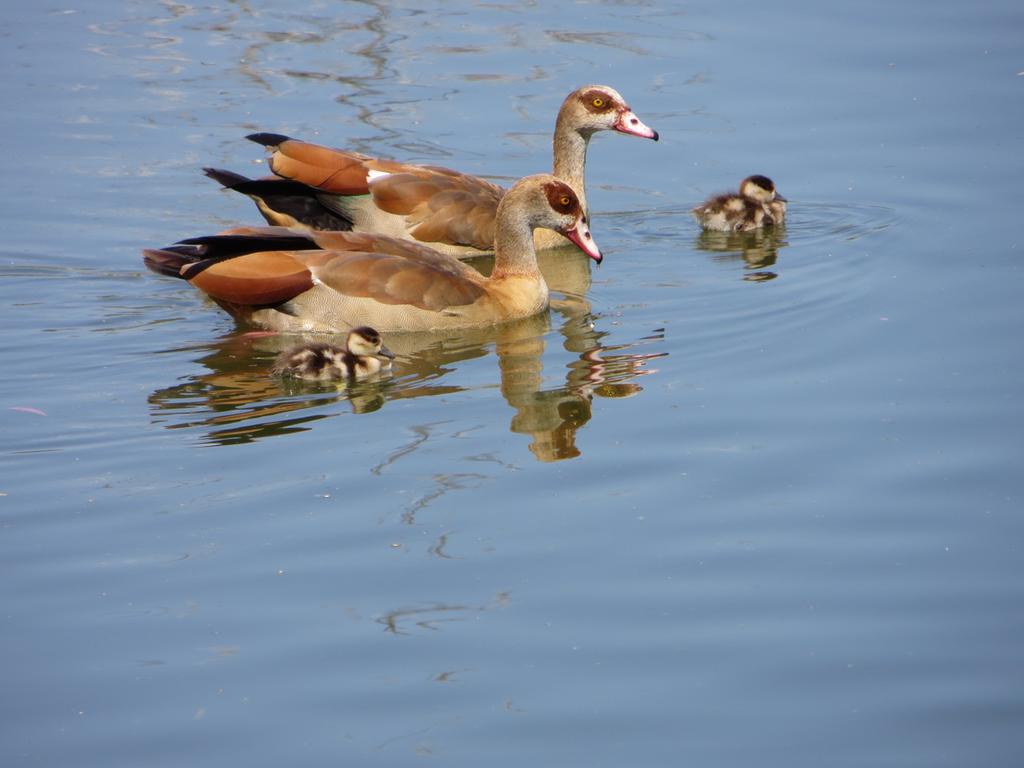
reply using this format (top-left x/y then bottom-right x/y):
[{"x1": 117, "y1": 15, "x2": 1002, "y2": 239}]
[
  {"x1": 592, "y1": 97, "x2": 605, "y2": 108},
  {"x1": 559, "y1": 195, "x2": 571, "y2": 206}
]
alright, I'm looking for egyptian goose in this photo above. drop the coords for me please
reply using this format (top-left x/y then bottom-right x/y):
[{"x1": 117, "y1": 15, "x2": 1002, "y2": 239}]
[
  {"x1": 272, "y1": 326, "x2": 395, "y2": 380},
  {"x1": 203, "y1": 85, "x2": 657, "y2": 257},
  {"x1": 693, "y1": 175, "x2": 787, "y2": 232},
  {"x1": 143, "y1": 174, "x2": 601, "y2": 333}
]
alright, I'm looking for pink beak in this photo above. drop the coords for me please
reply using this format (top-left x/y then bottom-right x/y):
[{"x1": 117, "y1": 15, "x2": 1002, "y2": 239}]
[
  {"x1": 563, "y1": 218, "x2": 603, "y2": 264},
  {"x1": 615, "y1": 109, "x2": 659, "y2": 141}
]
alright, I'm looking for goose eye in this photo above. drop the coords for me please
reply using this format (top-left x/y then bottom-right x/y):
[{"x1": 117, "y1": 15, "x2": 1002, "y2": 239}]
[
  {"x1": 592, "y1": 97, "x2": 605, "y2": 108},
  {"x1": 559, "y1": 195, "x2": 571, "y2": 207}
]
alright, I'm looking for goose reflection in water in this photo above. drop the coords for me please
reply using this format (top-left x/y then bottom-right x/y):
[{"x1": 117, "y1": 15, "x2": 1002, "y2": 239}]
[
  {"x1": 694, "y1": 224, "x2": 790, "y2": 282},
  {"x1": 147, "y1": 246, "x2": 666, "y2": 459}
]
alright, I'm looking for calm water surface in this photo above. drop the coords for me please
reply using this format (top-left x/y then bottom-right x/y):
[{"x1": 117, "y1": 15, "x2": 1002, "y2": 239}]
[{"x1": 2, "y1": 1, "x2": 1023, "y2": 766}]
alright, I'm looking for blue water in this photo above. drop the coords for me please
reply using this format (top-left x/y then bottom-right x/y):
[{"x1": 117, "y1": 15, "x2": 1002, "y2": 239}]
[{"x1": 2, "y1": 1, "x2": 1023, "y2": 765}]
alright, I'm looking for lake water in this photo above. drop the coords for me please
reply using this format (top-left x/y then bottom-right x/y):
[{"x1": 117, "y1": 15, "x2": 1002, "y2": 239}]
[{"x1": 2, "y1": 1, "x2": 1023, "y2": 765}]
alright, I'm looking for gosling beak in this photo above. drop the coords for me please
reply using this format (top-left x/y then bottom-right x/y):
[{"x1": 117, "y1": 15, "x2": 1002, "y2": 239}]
[
  {"x1": 775, "y1": 193, "x2": 788, "y2": 203},
  {"x1": 563, "y1": 218, "x2": 603, "y2": 264},
  {"x1": 615, "y1": 109, "x2": 659, "y2": 141},
  {"x1": 377, "y1": 345, "x2": 396, "y2": 361}
]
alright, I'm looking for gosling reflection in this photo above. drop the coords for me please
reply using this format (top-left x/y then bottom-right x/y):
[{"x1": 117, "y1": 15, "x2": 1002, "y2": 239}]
[
  {"x1": 146, "y1": 331, "x2": 393, "y2": 445},
  {"x1": 695, "y1": 224, "x2": 789, "y2": 281},
  {"x1": 147, "y1": 246, "x2": 665, "y2": 458}
]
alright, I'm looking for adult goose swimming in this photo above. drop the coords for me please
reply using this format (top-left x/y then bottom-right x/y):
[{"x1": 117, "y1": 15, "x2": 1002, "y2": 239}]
[
  {"x1": 143, "y1": 175, "x2": 601, "y2": 333},
  {"x1": 203, "y1": 85, "x2": 657, "y2": 257}
]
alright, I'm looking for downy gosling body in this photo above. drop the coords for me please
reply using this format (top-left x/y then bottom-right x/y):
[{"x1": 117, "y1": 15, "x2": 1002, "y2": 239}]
[
  {"x1": 693, "y1": 175, "x2": 787, "y2": 233},
  {"x1": 273, "y1": 326, "x2": 395, "y2": 381}
]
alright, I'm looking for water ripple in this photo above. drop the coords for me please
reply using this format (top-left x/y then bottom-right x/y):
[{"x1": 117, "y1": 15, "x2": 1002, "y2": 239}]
[{"x1": 781, "y1": 200, "x2": 898, "y2": 245}]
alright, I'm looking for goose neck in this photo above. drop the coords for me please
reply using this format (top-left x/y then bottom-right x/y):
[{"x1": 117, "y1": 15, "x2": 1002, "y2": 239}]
[{"x1": 551, "y1": 121, "x2": 590, "y2": 214}]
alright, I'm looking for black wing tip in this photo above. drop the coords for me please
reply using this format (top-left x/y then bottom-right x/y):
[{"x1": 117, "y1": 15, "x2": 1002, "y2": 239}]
[
  {"x1": 142, "y1": 248, "x2": 191, "y2": 278},
  {"x1": 246, "y1": 132, "x2": 292, "y2": 147},
  {"x1": 203, "y1": 167, "x2": 251, "y2": 188},
  {"x1": 177, "y1": 233, "x2": 321, "y2": 254}
]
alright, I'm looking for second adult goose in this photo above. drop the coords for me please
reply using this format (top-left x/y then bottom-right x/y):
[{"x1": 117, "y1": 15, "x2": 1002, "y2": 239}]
[
  {"x1": 144, "y1": 175, "x2": 601, "y2": 333},
  {"x1": 204, "y1": 85, "x2": 657, "y2": 257}
]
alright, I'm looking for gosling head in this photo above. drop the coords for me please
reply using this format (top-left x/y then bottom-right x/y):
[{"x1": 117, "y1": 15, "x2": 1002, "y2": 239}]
[
  {"x1": 740, "y1": 175, "x2": 786, "y2": 205},
  {"x1": 346, "y1": 326, "x2": 395, "y2": 362}
]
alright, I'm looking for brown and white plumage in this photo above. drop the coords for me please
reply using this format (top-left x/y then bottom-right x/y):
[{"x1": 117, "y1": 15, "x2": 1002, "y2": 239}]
[
  {"x1": 693, "y1": 175, "x2": 787, "y2": 233},
  {"x1": 143, "y1": 174, "x2": 601, "y2": 333},
  {"x1": 272, "y1": 327, "x2": 395, "y2": 381},
  {"x1": 204, "y1": 85, "x2": 657, "y2": 257}
]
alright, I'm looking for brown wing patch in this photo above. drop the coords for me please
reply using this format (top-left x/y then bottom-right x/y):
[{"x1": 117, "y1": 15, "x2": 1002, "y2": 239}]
[
  {"x1": 207, "y1": 226, "x2": 445, "y2": 264},
  {"x1": 370, "y1": 176, "x2": 448, "y2": 215},
  {"x1": 305, "y1": 230, "x2": 450, "y2": 261},
  {"x1": 187, "y1": 251, "x2": 313, "y2": 306},
  {"x1": 369, "y1": 170, "x2": 503, "y2": 250},
  {"x1": 307, "y1": 251, "x2": 486, "y2": 311},
  {"x1": 268, "y1": 140, "x2": 374, "y2": 195},
  {"x1": 309, "y1": 231, "x2": 389, "y2": 253},
  {"x1": 267, "y1": 140, "x2": 421, "y2": 196}
]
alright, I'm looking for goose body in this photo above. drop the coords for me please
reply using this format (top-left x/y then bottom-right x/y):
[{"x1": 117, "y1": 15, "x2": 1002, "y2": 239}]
[
  {"x1": 272, "y1": 327, "x2": 395, "y2": 381},
  {"x1": 693, "y1": 175, "x2": 787, "y2": 233},
  {"x1": 205, "y1": 85, "x2": 657, "y2": 257},
  {"x1": 144, "y1": 175, "x2": 601, "y2": 333}
]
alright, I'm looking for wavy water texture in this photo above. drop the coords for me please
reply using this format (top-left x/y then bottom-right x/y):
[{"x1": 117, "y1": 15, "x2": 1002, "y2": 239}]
[{"x1": 3, "y1": 1, "x2": 1024, "y2": 767}]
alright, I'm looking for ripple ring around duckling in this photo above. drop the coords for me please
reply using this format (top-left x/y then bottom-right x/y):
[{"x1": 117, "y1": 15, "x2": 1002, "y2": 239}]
[{"x1": 779, "y1": 201, "x2": 898, "y2": 246}]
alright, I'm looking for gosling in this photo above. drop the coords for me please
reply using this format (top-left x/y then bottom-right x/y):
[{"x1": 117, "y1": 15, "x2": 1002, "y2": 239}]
[
  {"x1": 272, "y1": 326, "x2": 395, "y2": 381},
  {"x1": 693, "y1": 175, "x2": 787, "y2": 232}
]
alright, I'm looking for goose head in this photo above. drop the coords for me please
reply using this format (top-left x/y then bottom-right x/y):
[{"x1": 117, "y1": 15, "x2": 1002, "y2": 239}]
[
  {"x1": 559, "y1": 85, "x2": 659, "y2": 141},
  {"x1": 740, "y1": 175, "x2": 786, "y2": 205},
  {"x1": 499, "y1": 175, "x2": 603, "y2": 264}
]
